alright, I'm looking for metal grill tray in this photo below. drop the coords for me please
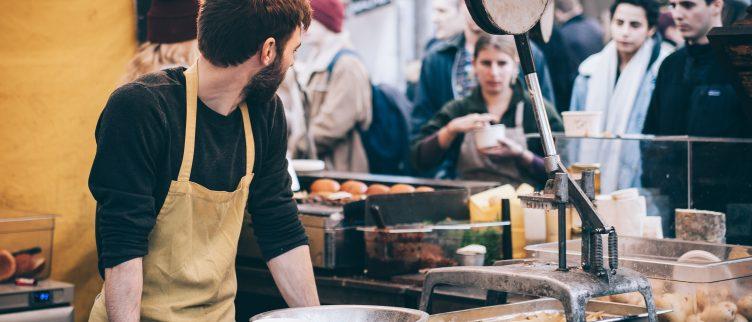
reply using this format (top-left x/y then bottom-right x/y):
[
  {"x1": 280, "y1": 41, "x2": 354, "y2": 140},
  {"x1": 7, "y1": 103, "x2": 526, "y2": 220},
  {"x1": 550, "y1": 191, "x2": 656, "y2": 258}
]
[{"x1": 429, "y1": 299, "x2": 669, "y2": 322}]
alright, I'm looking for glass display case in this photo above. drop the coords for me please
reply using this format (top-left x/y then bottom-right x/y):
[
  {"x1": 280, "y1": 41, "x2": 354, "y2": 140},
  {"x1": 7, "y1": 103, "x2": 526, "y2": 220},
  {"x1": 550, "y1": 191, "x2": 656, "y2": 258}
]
[
  {"x1": 531, "y1": 133, "x2": 752, "y2": 243},
  {"x1": 0, "y1": 209, "x2": 56, "y2": 281}
]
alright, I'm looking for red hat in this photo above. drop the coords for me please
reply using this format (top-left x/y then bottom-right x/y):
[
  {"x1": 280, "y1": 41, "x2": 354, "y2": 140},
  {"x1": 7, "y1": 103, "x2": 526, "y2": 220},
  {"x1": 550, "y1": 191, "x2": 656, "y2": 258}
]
[
  {"x1": 310, "y1": 0, "x2": 345, "y2": 33},
  {"x1": 147, "y1": 0, "x2": 199, "y2": 44}
]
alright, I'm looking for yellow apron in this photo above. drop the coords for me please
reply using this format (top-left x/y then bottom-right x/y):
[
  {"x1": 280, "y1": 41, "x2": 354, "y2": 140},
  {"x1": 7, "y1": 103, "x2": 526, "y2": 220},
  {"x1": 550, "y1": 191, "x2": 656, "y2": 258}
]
[{"x1": 90, "y1": 65, "x2": 255, "y2": 322}]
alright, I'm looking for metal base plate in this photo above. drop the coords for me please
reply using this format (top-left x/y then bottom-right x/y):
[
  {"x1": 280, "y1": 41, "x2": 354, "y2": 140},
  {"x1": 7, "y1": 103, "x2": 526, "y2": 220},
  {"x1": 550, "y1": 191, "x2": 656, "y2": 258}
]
[{"x1": 421, "y1": 262, "x2": 657, "y2": 321}]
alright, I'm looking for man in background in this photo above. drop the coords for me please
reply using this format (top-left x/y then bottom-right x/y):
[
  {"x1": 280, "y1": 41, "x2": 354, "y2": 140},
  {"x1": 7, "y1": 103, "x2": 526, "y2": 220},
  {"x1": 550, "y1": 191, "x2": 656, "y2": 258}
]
[
  {"x1": 555, "y1": 0, "x2": 606, "y2": 68},
  {"x1": 642, "y1": 0, "x2": 752, "y2": 241}
]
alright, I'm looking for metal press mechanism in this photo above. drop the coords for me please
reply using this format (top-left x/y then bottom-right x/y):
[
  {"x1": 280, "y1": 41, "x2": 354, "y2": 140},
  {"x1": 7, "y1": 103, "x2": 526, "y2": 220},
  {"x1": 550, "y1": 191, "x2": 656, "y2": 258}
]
[{"x1": 419, "y1": 1, "x2": 657, "y2": 320}]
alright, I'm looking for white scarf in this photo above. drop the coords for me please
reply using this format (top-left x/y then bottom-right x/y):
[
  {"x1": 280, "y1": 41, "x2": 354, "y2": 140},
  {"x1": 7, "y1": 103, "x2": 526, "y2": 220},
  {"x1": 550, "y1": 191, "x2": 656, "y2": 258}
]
[{"x1": 578, "y1": 38, "x2": 655, "y2": 193}]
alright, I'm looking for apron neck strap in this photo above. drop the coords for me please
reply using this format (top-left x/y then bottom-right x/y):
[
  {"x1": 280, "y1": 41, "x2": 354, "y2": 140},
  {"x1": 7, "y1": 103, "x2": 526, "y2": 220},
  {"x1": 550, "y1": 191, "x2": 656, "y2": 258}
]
[
  {"x1": 179, "y1": 64, "x2": 199, "y2": 182},
  {"x1": 179, "y1": 63, "x2": 256, "y2": 182},
  {"x1": 514, "y1": 101, "x2": 525, "y2": 127},
  {"x1": 239, "y1": 102, "x2": 255, "y2": 175}
]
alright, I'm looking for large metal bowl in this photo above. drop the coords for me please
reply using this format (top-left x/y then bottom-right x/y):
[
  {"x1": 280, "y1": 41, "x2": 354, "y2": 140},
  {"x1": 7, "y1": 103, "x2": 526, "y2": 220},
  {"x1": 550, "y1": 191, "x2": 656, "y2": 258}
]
[{"x1": 250, "y1": 305, "x2": 429, "y2": 322}]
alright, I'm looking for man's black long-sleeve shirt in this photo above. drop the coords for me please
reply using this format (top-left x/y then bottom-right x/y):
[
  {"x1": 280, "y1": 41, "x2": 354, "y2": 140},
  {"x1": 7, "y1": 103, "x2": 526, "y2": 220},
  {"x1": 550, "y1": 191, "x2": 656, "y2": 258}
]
[{"x1": 89, "y1": 68, "x2": 307, "y2": 277}]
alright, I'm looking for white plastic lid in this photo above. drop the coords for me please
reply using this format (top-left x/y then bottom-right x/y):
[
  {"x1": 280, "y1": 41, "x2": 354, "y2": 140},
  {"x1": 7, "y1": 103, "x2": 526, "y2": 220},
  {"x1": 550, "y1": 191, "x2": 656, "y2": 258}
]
[{"x1": 457, "y1": 244, "x2": 487, "y2": 255}]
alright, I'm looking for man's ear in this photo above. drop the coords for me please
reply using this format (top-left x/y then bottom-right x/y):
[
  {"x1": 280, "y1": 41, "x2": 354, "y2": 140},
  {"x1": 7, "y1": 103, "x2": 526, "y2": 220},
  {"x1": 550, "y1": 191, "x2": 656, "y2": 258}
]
[
  {"x1": 648, "y1": 26, "x2": 657, "y2": 38},
  {"x1": 261, "y1": 37, "x2": 277, "y2": 66}
]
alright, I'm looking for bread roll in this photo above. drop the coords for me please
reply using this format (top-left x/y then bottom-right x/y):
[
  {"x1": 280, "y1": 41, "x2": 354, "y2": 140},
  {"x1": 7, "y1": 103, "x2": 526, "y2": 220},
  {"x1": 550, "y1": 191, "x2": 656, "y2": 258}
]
[
  {"x1": 311, "y1": 179, "x2": 340, "y2": 193},
  {"x1": 415, "y1": 186, "x2": 435, "y2": 192},
  {"x1": 341, "y1": 180, "x2": 368, "y2": 195},
  {"x1": 701, "y1": 302, "x2": 737, "y2": 322},
  {"x1": 389, "y1": 184, "x2": 416, "y2": 194},
  {"x1": 698, "y1": 287, "x2": 732, "y2": 312},
  {"x1": 366, "y1": 184, "x2": 390, "y2": 195},
  {"x1": 656, "y1": 293, "x2": 692, "y2": 322},
  {"x1": 737, "y1": 295, "x2": 752, "y2": 319}
]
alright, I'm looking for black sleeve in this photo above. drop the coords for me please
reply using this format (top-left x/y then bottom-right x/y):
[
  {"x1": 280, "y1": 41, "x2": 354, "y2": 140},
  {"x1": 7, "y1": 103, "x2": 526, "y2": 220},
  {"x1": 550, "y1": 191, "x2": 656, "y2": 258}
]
[
  {"x1": 89, "y1": 84, "x2": 166, "y2": 276},
  {"x1": 248, "y1": 97, "x2": 308, "y2": 261},
  {"x1": 410, "y1": 101, "x2": 465, "y2": 171}
]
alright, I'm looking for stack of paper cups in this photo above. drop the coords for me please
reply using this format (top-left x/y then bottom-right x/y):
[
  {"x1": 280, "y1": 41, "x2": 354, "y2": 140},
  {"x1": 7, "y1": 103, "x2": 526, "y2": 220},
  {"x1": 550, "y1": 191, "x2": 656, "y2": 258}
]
[{"x1": 595, "y1": 189, "x2": 646, "y2": 237}]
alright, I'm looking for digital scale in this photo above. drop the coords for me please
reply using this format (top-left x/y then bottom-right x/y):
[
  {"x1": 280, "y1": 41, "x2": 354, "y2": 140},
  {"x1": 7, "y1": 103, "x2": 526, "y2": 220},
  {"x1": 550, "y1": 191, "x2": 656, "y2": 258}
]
[{"x1": 0, "y1": 280, "x2": 74, "y2": 322}]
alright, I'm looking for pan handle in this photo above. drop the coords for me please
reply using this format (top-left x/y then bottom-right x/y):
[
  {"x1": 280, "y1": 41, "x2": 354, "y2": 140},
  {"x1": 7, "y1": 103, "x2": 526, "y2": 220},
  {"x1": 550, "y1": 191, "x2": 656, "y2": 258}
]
[{"x1": 514, "y1": 33, "x2": 559, "y2": 170}]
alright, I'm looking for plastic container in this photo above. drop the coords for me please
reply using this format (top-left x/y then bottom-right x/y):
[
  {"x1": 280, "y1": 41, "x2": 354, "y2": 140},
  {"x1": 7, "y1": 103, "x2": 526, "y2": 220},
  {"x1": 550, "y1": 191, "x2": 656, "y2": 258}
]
[
  {"x1": 473, "y1": 124, "x2": 506, "y2": 149},
  {"x1": 359, "y1": 225, "x2": 434, "y2": 278},
  {"x1": 562, "y1": 111, "x2": 602, "y2": 137},
  {"x1": 432, "y1": 221, "x2": 509, "y2": 266},
  {"x1": 0, "y1": 209, "x2": 56, "y2": 281},
  {"x1": 526, "y1": 237, "x2": 752, "y2": 318}
]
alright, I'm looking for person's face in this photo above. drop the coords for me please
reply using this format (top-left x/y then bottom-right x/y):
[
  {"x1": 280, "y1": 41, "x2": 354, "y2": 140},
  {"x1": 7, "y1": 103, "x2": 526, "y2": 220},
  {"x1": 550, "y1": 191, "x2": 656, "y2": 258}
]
[
  {"x1": 432, "y1": 0, "x2": 463, "y2": 39},
  {"x1": 611, "y1": 4, "x2": 654, "y2": 57},
  {"x1": 243, "y1": 27, "x2": 302, "y2": 106},
  {"x1": 473, "y1": 47, "x2": 518, "y2": 95},
  {"x1": 668, "y1": 0, "x2": 723, "y2": 42}
]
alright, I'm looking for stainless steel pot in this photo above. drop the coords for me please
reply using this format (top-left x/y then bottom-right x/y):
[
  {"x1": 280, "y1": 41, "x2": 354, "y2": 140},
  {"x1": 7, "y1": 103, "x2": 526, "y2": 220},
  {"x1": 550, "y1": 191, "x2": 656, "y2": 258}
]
[{"x1": 250, "y1": 305, "x2": 429, "y2": 322}]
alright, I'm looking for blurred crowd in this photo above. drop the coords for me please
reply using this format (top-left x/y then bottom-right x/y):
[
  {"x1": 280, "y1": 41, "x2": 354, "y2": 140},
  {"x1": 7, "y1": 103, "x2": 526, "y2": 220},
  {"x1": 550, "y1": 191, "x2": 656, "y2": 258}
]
[{"x1": 126, "y1": 0, "x2": 752, "y2": 189}]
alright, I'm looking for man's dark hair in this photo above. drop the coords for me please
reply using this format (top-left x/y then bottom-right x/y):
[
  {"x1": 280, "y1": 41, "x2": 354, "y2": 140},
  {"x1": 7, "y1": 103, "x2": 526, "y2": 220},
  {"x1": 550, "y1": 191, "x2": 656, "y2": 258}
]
[
  {"x1": 610, "y1": 0, "x2": 661, "y2": 28},
  {"x1": 198, "y1": 0, "x2": 312, "y2": 67}
]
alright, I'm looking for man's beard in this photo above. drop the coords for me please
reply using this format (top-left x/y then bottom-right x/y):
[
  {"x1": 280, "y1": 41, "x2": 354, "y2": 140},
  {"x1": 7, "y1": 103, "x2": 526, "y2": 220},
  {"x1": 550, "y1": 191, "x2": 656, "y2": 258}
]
[{"x1": 242, "y1": 56, "x2": 286, "y2": 106}]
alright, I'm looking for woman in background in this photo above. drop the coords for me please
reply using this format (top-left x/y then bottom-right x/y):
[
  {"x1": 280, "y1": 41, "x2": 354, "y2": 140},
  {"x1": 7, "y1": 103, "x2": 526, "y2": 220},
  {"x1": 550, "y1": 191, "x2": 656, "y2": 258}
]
[
  {"x1": 569, "y1": 0, "x2": 673, "y2": 193},
  {"x1": 411, "y1": 35, "x2": 563, "y2": 187}
]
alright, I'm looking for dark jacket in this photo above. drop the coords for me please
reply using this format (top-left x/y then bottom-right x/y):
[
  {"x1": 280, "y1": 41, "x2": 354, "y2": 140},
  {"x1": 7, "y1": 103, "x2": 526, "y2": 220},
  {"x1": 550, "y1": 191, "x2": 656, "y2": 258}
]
[
  {"x1": 559, "y1": 14, "x2": 605, "y2": 67},
  {"x1": 643, "y1": 44, "x2": 751, "y2": 138},
  {"x1": 410, "y1": 34, "x2": 557, "y2": 139},
  {"x1": 533, "y1": 26, "x2": 579, "y2": 111},
  {"x1": 410, "y1": 85, "x2": 564, "y2": 182}
]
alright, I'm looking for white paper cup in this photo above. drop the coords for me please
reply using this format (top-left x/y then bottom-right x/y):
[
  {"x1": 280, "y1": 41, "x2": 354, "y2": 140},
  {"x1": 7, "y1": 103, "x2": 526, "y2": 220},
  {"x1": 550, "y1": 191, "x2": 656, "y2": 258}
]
[
  {"x1": 473, "y1": 124, "x2": 506, "y2": 149},
  {"x1": 562, "y1": 111, "x2": 602, "y2": 137}
]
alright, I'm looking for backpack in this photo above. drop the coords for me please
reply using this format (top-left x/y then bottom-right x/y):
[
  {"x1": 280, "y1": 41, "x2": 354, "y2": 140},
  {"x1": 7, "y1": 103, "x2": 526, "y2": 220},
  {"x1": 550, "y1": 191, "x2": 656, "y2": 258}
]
[{"x1": 326, "y1": 49, "x2": 412, "y2": 175}]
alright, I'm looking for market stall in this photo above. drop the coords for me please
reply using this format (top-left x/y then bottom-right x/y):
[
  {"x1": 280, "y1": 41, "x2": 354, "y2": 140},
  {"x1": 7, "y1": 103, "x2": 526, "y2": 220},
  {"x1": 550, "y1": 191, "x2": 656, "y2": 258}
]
[{"x1": 246, "y1": 1, "x2": 752, "y2": 321}]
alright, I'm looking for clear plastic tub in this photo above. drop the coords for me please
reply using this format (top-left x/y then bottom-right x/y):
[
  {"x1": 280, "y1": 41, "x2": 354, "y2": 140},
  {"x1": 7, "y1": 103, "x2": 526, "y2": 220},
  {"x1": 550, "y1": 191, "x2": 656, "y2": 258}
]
[
  {"x1": 526, "y1": 237, "x2": 752, "y2": 319},
  {"x1": 432, "y1": 221, "x2": 509, "y2": 266},
  {"x1": 0, "y1": 209, "x2": 56, "y2": 281},
  {"x1": 359, "y1": 225, "x2": 434, "y2": 278}
]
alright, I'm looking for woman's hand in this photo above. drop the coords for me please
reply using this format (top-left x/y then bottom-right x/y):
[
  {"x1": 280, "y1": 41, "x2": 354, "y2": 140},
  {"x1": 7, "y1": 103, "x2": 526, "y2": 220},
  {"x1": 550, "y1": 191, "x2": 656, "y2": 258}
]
[
  {"x1": 446, "y1": 113, "x2": 498, "y2": 135},
  {"x1": 479, "y1": 137, "x2": 534, "y2": 165}
]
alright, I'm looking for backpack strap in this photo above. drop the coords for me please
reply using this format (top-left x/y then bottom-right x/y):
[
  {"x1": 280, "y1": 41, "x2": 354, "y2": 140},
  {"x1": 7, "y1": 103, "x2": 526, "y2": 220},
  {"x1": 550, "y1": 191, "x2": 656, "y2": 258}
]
[{"x1": 326, "y1": 48, "x2": 359, "y2": 82}]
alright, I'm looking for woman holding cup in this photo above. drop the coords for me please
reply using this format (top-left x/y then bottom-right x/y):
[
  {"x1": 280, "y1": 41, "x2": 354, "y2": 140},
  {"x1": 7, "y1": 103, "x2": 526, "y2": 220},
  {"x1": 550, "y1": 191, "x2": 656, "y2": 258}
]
[{"x1": 410, "y1": 35, "x2": 563, "y2": 186}]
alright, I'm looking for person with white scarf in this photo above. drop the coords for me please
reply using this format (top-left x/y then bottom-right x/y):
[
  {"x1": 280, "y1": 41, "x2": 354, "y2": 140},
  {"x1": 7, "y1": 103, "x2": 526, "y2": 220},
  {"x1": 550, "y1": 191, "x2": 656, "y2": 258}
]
[{"x1": 569, "y1": 0, "x2": 674, "y2": 193}]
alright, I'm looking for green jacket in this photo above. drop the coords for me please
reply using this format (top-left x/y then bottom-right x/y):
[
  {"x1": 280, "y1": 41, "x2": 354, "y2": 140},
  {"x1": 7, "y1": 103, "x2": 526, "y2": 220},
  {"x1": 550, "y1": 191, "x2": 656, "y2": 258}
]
[{"x1": 410, "y1": 84, "x2": 563, "y2": 179}]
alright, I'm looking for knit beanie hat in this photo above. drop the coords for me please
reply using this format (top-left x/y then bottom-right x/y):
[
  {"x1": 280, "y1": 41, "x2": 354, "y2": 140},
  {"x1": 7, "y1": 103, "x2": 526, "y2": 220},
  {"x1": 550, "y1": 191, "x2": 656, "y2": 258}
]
[
  {"x1": 147, "y1": 0, "x2": 199, "y2": 44},
  {"x1": 310, "y1": 0, "x2": 345, "y2": 33}
]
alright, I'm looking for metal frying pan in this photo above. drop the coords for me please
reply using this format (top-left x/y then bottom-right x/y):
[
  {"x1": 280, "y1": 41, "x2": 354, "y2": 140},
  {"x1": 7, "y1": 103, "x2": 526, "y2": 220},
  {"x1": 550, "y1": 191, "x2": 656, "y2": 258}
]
[
  {"x1": 464, "y1": 0, "x2": 548, "y2": 35},
  {"x1": 531, "y1": 0, "x2": 555, "y2": 43},
  {"x1": 464, "y1": 0, "x2": 559, "y2": 170}
]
